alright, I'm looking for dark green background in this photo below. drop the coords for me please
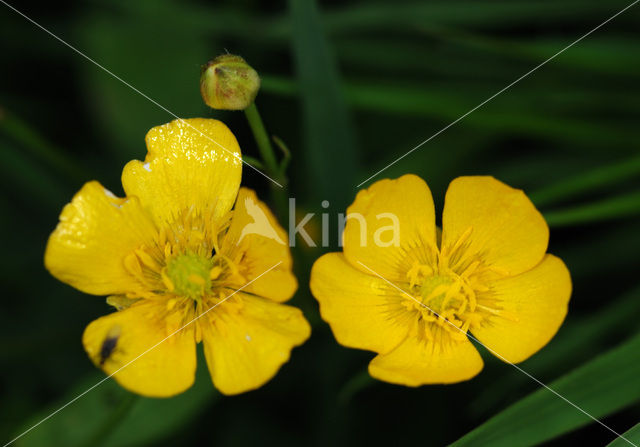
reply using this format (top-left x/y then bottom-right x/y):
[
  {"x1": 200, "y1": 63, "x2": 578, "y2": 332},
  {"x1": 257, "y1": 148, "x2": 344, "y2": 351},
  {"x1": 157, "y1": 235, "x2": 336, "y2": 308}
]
[{"x1": 1, "y1": 1, "x2": 640, "y2": 446}]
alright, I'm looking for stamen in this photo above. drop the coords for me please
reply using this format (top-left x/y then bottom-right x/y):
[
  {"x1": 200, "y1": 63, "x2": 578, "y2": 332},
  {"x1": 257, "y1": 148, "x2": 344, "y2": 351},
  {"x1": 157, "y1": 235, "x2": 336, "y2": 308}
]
[
  {"x1": 488, "y1": 265, "x2": 511, "y2": 276},
  {"x1": 476, "y1": 304, "x2": 520, "y2": 322},
  {"x1": 135, "y1": 248, "x2": 160, "y2": 271},
  {"x1": 210, "y1": 266, "x2": 223, "y2": 280},
  {"x1": 161, "y1": 267, "x2": 175, "y2": 292},
  {"x1": 124, "y1": 252, "x2": 143, "y2": 278},
  {"x1": 461, "y1": 260, "x2": 480, "y2": 278},
  {"x1": 449, "y1": 226, "x2": 473, "y2": 255},
  {"x1": 217, "y1": 254, "x2": 246, "y2": 283}
]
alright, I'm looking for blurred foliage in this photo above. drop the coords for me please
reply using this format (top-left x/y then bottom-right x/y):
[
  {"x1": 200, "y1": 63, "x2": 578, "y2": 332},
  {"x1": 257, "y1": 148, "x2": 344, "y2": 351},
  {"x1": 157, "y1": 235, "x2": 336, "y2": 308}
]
[{"x1": 1, "y1": 0, "x2": 639, "y2": 446}]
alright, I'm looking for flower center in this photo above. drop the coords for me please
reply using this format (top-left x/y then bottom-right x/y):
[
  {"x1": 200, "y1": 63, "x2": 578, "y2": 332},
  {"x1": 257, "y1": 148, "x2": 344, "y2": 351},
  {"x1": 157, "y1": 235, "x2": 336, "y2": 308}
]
[
  {"x1": 404, "y1": 248, "x2": 482, "y2": 339},
  {"x1": 418, "y1": 272, "x2": 476, "y2": 326},
  {"x1": 421, "y1": 275, "x2": 454, "y2": 309},
  {"x1": 164, "y1": 252, "x2": 213, "y2": 300},
  {"x1": 397, "y1": 227, "x2": 517, "y2": 341}
]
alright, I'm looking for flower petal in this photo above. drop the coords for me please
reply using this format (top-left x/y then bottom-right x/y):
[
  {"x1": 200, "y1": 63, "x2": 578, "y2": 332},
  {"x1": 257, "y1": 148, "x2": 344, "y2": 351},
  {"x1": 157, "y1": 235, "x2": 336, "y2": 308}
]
[
  {"x1": 441, "y1": 176, "x2": 548, "y2": 276},
  {"x1": 202, "y1": 293, "x2": 310, "y2": 395},
  {"x1": 310, "y1": 253, "x2": 408, "y2": 355},
  {"x1": 122, "y1": 118, "x2": 242, "y2": 225},
  {"x1": 45, "y1": 181, "x2": 157, "y2": 295},
  {"x1": 343, "y1": 174, "x2": 437, "y2": 281},
  {"x1": 83, "y1": 300, "x2": 196, "y2": 397},
  {"x1": 221, "y1": 188, "x2": 296, "y2": 302},
  {"x1": 471, "y1": 254, "x2": 571, "y2": 364},
  {"x1": 368, "y1": 330, "x2": 483, "y2": 385}
]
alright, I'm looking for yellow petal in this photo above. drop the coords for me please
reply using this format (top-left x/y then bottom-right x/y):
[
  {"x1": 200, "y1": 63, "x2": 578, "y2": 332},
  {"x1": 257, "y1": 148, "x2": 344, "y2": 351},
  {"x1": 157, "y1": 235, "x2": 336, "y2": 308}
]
[
  {"x1": 122, "y1": 118, "x2": 242, "y2": 225},
  {"x1": 368, "y1": 329, "x2": 483, "y2": 385},
  {"x1": 83, "y1": 300, "x2": 196, "y2": 397},
  {"x1": 310, "y1": 253, "x2": 408, "y2": 354},
  {"x1": 471, "y1": 254, "x2": 571, "y2": 364},
  {"x1": 441, "y1": 176, "x2": 548, "y2": 276},
  {"x1": 343, "y1": 174, "x2": 437, "y2": 281},
  {"x1": 221, "y1": 187, "x2": 297, "y2": 302},
  {"x1": 44, "y1": 181, "x2": 157, "y2": 295},
  {"x1": 202, "y1": 293, "x2": 310, "y2": 395}
]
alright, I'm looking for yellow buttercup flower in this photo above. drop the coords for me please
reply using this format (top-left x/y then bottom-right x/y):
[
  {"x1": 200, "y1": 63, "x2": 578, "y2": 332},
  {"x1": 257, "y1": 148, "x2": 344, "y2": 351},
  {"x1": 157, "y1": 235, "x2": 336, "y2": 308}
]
[
  {"x1": 45, "y1": 118, "x2": 310, "y2": 397},
  {"x1": 310, "y1": 174, "x2": 571, "y2": 386}
]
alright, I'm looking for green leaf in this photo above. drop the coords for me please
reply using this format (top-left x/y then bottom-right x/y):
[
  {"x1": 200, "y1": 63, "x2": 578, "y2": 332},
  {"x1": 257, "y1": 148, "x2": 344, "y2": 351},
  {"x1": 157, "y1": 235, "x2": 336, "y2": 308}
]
[
  {"x1": 319, "y1": 1, "x2": 626, "y2": 34},
  {"x1": 13, "y1": 357, "x2": 217, "y2": 447},
  {"x1": 288, "y1": 0, "x2": 359, "y2": 209},
  {"x1": 530, "y1": 155, "x2": 640, "y2": 207},
  {"x1": 260, "y1": 75, "x2": 636, "y2": 152},
  {"x1": 102, "y1": 364, "x2": 216, "y2": 447},
  {"x1": 608, "y1": 423, "x2": 640, "y2": 446},
  {"x1": 451, "y1": 332, "x2": 640, "y2": 447},
  {"x1": 544, "y1": 191, "x2": 640, "y2": 227},
  {"x1": 12, "y1": 374, "x2": 126, "y2": 447},
  {"x1": 343, "y1": 83, "x2": 634, "y2": 151},
  {"x1": 469, "y1": 285, "x2": 640, "y2": 415}
]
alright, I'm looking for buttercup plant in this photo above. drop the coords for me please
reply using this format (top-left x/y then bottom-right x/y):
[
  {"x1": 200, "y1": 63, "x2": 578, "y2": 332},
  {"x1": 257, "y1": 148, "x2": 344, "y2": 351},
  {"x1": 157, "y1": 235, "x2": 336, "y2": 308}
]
[
  {"x1": 45, "y1": 118, "x2": 310, "y2": 397},
  {"x1": 311, "y1": 174, "x2": 571, "y2": 385}
]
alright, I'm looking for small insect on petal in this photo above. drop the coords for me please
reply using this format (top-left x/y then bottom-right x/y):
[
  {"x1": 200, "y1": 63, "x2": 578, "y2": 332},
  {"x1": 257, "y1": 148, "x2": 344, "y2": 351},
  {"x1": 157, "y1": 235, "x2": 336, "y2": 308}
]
[{"x1": 100, "y1": 325, "x2": 122, "y2": 366}]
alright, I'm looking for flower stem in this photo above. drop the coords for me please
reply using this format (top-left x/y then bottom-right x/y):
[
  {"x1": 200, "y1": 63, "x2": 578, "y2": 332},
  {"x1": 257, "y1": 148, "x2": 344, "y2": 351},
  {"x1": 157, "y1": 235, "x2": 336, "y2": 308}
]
[
  {"x1": 337, "y1": 368, "x2": 376, "y2": 406},
  {"x1": 244, "y1": 102, "x2": 288, "y2": 219},
  {"x1": 244, "y1": 103, "x2": 280, "y2": 181}
]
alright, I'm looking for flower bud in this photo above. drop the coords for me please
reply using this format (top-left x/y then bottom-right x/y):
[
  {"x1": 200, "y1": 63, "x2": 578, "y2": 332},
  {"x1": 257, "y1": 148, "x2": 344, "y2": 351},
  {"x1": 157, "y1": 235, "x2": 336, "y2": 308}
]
[{"x1": 200, "y1": 54, "x2": 260, "y2": 110}]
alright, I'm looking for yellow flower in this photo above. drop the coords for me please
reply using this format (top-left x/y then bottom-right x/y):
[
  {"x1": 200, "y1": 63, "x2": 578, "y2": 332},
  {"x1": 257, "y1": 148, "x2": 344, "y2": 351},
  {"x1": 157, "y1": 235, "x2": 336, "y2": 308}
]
[
  {"x1": 45, "y1": 118, "x2": 310, "y2": 397},
  {"x1": 310, "y1": 174, "x2": 571, "y2": 386}
]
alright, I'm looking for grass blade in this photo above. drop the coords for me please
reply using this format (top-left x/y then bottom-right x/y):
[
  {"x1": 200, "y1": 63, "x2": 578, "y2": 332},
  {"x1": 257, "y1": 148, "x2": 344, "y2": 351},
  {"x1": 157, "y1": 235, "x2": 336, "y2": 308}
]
[
  {"x1": 608, "y1": 423, "x2": 640, "y2": 446},
  {"x1": 544, "y1": 191, "x2": 640, "y2": 227},
  {"x1": 451, "y1": 333, "x2": 640, "y2": 446},
  {"x1": 531, "y1": 156, "x2": 640, "y2": 207}
]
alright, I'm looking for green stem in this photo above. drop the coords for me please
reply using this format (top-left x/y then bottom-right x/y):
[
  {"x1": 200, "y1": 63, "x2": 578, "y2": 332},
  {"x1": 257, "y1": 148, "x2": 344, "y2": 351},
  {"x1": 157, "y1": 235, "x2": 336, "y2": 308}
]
[
  {"x1": 81, "y1": 392, "x2": 138, "y2": 447},
  {"x1": 243, "y1": 102, "x2": 288, "y2": 219},
  {"x1": 244, "y1": 102, "x2": 280, "y2": 181},
  {"x1": 337, "y1": 368, "x2": 376, "y2": 406}
]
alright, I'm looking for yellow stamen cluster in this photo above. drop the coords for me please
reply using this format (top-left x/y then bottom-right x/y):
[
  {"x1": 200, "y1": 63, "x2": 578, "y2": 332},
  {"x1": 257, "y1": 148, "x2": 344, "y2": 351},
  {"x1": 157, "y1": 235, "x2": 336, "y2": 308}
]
[
  {"x1": 403, "y1": 227, "x2": 514, "y2": 341},
  {"x1": 117, "y1": 207, "x2": 252, "y2": 341},
  {"x1": 121, "y1": 207, "x2": 245, "y2": 304}
]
